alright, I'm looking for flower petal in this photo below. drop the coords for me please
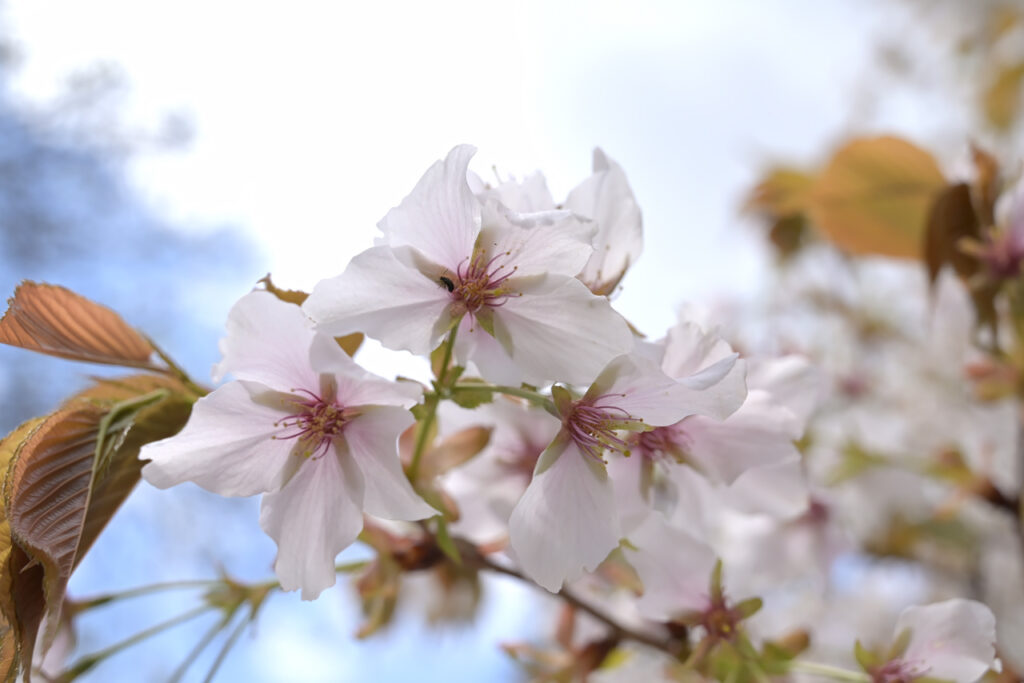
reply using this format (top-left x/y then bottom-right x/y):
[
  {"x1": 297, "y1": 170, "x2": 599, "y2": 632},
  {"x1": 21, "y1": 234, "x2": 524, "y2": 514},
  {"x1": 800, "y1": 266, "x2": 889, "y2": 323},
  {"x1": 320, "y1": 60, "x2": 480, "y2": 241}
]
[
  {"x1": 489, "y1": 274, "x2": 634, "y2": 386},
  {"x1": 660, "y1": 319, "x2": 736, "y2": 379},
  {"x1": 213, "y1": 290, "x2": 318, "y2": 393},
  {"x1": 680, "y1": 390, "x2": 800, "y2": 484},
  {"x1": 723, "y1": 456, "x2": 809, "y2": 518},
  {"x1": 508, "y1": 439, "x2": 621, "y2": 591},
  {"x1": 587, "y1": 353, "x2": 743, "y2": 426},
  {"x1": 477, "y1": 198, "x2": 595, "y2": 278},
  {"x1": 140, "y1": 381, "x2": 296, "y2": 496},
  {"x1": 343, "y1": 405, "x2": 434, "y2": 520},
  {"x1": 259, "y1": 443, "x2": 366, "y2": 600},
  {"x1": 565, "y1": 149, "x2": 643, "y2": 294},
  {"x1": 378, "y1": 144, "x2": 481, "y2": 269},
  {"x1": 625, "y1": 513, "x2": 717, "y2": 620},
  {"x1": 307, "y1": 334, "x2": 422, "y2": 408},
  {"x1": 897, "y1": 599, "x2": 997, "y2": 683},
  {"x1": 303, "y1": 245, "x2": 454, "y2": 355},
  {"x1": 484, "y1": 171, "x2": 556, "y2": 212}
]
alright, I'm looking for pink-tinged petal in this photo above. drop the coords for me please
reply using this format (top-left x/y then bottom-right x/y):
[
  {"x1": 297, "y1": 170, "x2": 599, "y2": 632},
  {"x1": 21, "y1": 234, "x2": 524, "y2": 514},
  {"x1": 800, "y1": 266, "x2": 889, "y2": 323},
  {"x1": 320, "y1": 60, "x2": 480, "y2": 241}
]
[
  {"x1": 213, "y1": 290, "x2": 318, "y2": 393},
  {"x1": 508, "y1": 439, "x2": 621, "y2": 592},
  {"x1": 343, "y1": 406, "x2": 434, "y2": 520},
  {"x1": 660, "y1": 320, "x2": 736, "y2": 379},
  {"x1": 259, "y1": 444, "x2": 366, "y2": 600},
  {"x1": 746, "y1": 355, "x2": 820, "y2": 428},
  {"x1": 477, "y1": 199, "x2": 595, "y2": 278},
  {"x1": 303, "y1": 245, "x2": 455, "y2": 355},
  {"x1": 307, "y1": 334, "x2": 422, "y2": 409},
  {"x1": 378, "y1": 144, "x2": 481, "y2": 269},
  {"x1": 724, "y1": 457, "x2": 809, "y2": 519},
  {"x1": 897, "y1": 599, "x2": 997, "y2": 683},
  {"x1": 625, "y1": 514, "x2": 716, "y2": 620},
  {"x1": 454, "y1": 319, "x2": 523, "y2": 386},
  {"x1": 566, "y1": 149, "x2": 642, "y2": 294},
  {"x1": 140, "y1": 381, "x2": 297, "y2": 496},
  {"x1": 484, "y1": 171, "x2": 556, "y2": 212},
  {"x1": 587, "y1": 354, "x2": 741, "y2": 427},
  {"x1": 674, "y1": 356, "x2": 747, "y2": 421},
  {"x1": 681, "y1": 390, "x2": 800, "y2": 484},
  {"x1": 490, "y1": 274, "x2": 634, "y2": 386}
]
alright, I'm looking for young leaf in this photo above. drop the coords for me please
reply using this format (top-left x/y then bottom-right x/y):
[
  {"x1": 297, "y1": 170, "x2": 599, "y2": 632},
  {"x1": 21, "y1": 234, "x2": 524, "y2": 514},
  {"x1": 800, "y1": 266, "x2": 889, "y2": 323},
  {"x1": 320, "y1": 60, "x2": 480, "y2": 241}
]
[
  {"x1": 0, "y1": 419, "x2": 45, "y2": 682},
  {"x1": 807, "y1": 136, "x2": 946, "y2": 259},
  {"x1": 0, "y1": 282, "x2": 155, "y2": 368},
  {"x1": 256, "y1": 273, "x2": 308, "y2": 305},
  {"x1": 923, "y1": 183, "x2": 980, "y2": 283},
  {"x1": 1, "y1": 375, "x2": 193, "y2": 669}
]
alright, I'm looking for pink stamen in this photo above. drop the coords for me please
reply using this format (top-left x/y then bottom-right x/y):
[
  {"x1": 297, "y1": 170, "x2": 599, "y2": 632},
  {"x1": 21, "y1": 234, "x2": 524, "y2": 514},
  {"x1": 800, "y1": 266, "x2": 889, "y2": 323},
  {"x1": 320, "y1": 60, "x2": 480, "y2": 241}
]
[
  {"x1": 449, "y1": 249, "x2": 522, "y2": 319},
  {"x1": 562, "y1": 392, "x2": 644, "y2": 463},
  {"x1": 871, "y1": 658, "x2": 931, "y2": 683},
  {"x1": 273, "y1": 388, "x2": 355, "y2": 459},
  {"x1": 631, "y1": 423, "x2": 691, "y2": 464}
]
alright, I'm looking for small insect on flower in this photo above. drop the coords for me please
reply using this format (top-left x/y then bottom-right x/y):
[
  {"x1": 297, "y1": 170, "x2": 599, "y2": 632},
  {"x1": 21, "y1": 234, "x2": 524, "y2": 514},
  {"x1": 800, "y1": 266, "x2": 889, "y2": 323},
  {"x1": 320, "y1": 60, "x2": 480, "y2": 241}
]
[{"x1": 439, "y1": 275, "x2": 455, "y2": 292}]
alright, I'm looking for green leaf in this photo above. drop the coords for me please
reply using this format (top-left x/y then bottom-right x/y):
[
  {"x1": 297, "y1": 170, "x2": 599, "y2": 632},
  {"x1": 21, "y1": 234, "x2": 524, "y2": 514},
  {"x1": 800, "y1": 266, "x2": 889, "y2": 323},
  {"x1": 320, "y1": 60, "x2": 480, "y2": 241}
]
[
  {"x1": 450, "y1": 381, "x2": 494, "y2": 410},
  {"x1": 733, "y1": 597, "x2": 763, "y2": 620},
  {"x1": 854, "y1": 639, "x2": 879, "y2": 671}
]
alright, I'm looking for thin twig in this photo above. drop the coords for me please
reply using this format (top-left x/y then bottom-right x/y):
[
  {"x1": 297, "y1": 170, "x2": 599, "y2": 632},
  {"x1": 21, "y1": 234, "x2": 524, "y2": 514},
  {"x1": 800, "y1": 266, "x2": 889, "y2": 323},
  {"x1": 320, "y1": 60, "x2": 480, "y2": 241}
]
[{"x1": 474, "y1": 552, "x2": 679, "y2": 655}]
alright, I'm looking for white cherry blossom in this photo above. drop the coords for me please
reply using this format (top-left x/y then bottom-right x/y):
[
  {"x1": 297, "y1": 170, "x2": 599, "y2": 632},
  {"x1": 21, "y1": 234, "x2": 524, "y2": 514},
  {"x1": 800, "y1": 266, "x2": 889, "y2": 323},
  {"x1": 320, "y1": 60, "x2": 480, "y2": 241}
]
[
  {"x1": 303, "y1": 145, "x2": 634, "y2": 386},
  {"x1": 508, "y1": 350, "x2": 745, "y2": 592},
  {"x1": 140, "y1": 291, "x2": 434, "y2": 599},
  {"x1": 872, "y1": 599, "x2": 997, "y2": 683}
]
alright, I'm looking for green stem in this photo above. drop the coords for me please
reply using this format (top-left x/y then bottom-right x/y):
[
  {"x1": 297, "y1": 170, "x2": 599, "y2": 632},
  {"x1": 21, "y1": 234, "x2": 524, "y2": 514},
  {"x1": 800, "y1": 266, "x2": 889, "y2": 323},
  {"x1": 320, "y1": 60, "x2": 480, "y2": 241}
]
[
  {"x1": 791, "y1": 660, "x2": 871, "y2": 682},
  {"x1": 61, "y1": 604, "x2": 212, "y2": 679},
  {"x1": 74, "y1": 579, "x2": 219, "y2": 611},
  {"x1": 202, "y1": 607, "x2": 252, "y2": 683},
  {"x1": 146, "y1": 335, "x2": 207, "y2": 396},
  {"x1": 450, "y1": 383, "x2": 554, "y2": 411},
  {"x1": 409, "y1": 329, "x2": 458, "y2": 481},
  {"x1": 167, "y1": 611, "x2": 234, "y2": 683}
]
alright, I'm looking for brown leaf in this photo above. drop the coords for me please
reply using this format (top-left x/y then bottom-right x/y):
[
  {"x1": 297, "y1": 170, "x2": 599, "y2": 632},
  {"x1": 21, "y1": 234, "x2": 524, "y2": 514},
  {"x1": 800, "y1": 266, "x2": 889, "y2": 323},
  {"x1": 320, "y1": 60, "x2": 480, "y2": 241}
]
[
  {"x1": 0, "y1": 283, "x2": 154, "y2": 368},
  {"x1": 807, "y1": 136, "x2": 946, "y2": 259},
  {"x1": 335, "y1": 332, "x2": 364, "y2": 358},
  {"x1": 744, "y1": 167, "x2": 815, "y2": 217},
  {"x1": 2, "y1": 375, "x2": 192, "y2": 670},
  {"x1": 0, "y1": 419, "x2": 44, "y2": 682},
  {"x1": 982, "y1": 61, "x2": 1024, "y2": 132},
  {"x1": 923, "y1": 183, "x2": 980, "y2": 283},
  {"x1": 970, "y1": 144, "x2": 1000, "y2": 227},
  {"x1": 257, "y1": 273, "x2": 308, "y2": 306},
  {"x1": 257, "y1": 275, "x2": 363, "y2": 356}
]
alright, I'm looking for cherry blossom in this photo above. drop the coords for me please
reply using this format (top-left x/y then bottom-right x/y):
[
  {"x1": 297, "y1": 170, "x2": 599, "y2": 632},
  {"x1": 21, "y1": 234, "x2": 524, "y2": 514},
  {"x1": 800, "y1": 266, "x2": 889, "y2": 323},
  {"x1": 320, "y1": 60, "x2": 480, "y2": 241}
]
[
  {"x1": 870, "y1": 599, "x2": 997, "y2": 683},
  {"x1": 303, "y1": 145, "x2": 634, "y2": 386},
  {"x1": 140, "y1": 291, "x2": 434, "y2": 599},
  {"x1": 481, "y1": 148, "x2": 642, "y2": 296},
  {"x1": 508, "y1": 350, "x2": 745, "y2": 592}
]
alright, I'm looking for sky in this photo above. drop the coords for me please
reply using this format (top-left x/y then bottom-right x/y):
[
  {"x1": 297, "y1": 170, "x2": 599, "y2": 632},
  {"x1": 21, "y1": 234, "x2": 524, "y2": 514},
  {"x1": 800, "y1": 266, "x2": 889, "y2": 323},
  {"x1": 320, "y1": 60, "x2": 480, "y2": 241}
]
[{"x1": 0, "y1": 1, "x2": 963, "y2": 680}]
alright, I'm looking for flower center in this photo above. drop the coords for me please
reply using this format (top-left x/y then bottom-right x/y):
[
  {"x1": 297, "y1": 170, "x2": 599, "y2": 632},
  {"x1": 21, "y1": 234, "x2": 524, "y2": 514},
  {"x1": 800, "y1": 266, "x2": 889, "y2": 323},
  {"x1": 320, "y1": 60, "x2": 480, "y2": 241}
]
[
  {"x1": 273, "y1": 388, "x2": 357, "y2": 459},
  {"x1": 497, "y1": 439, "x2": 547, "y2": 480},
  {"x1": 449, "y1": 249, "x2": 520, "y2": 317},
  {"x1": 630, "y1": 422, "x2": 691, "y2": 464},
  {"x1": 562, "y1": 393, "x2": 644, "y2": 463},
  {"x1": 871, "y1": 658, "x2": 930, "y2": 683}
]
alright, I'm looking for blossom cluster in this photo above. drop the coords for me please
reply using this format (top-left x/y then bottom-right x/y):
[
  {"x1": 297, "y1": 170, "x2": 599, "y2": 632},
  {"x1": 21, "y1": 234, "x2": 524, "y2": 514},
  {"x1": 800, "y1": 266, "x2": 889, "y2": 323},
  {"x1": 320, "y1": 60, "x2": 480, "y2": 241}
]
[{"x1": 138, "y1": 146, "x2": 1000, "y2": 681}]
